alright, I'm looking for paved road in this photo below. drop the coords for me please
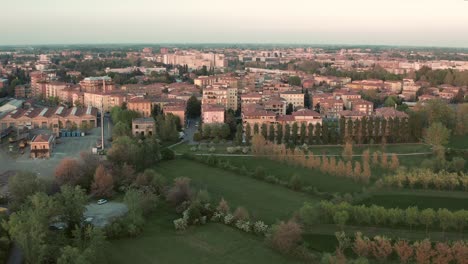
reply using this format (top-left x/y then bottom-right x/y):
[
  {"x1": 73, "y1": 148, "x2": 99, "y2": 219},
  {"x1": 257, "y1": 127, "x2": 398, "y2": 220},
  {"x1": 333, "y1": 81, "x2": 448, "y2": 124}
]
[
  {"x1": 183, "y1": 118, "x2": 199, "y2": 145},
  {"x1": 175, "y1": 152, "x2": 434, "y2": 157}
]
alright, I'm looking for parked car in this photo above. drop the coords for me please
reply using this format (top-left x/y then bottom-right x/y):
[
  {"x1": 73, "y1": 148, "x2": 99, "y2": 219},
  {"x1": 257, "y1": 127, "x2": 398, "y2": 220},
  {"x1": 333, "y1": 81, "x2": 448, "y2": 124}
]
[{"x1": 97, "y1": 199, "x2": 107, "y2": 205}]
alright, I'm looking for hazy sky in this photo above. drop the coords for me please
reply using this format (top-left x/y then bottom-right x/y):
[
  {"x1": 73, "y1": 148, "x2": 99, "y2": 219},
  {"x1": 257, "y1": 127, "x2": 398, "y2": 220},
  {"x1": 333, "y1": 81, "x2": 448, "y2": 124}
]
[{"x1": 1, "y1": 0, "x2": 468, "y2": 47}]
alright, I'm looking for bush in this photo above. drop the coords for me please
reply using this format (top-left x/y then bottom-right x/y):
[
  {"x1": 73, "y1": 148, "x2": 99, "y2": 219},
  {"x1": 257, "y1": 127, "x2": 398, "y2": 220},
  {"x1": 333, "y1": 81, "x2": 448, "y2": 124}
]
[
  {"x1": 167, "y1": 177, "x2": 192, "y2": 208},
  {"x1": 174, "y1": 218, "x2": 188, "y2": 231},
  {"x1": 211, "y1": 212, "x2": 224, "y2": 222},
  {"x1": 253, "y1": 221, "x2": 269, "y2": 235},
  {"x1": 265, "y1": 175, "x2": 279, "y2": 184},
  {"x1": 242, "y1": 147, "x2": 249, "y2": 154},
  {"x1": 216, "y1": 198, "x2": 230, "y2": 214},
  {"x1": 289, "y1": 174, "x2": 302, "y2": 191},
  {"x1": 161, "y1": 148, "x2": 175, "y2": 160},
  {"x1": 190, "y1": 146, "x2": 197, "y2": 152},
  {"x1": 224, "y1": 214, "x2": 234, "y2": 225},
  {"x1": 254, "y1": 166, "x2": 266, "y2": 179},
  {"x1": 233, "y1": 207, "x2": 250, "y2": 222},
  {"x1": 208, "y1": 147, "x2": 216, "y2": 153},
  {"x1": 226, "y1": 147, "x2": 236, "y2": 154},
  {"x1": 235, "y1": 220, "x2": 251, "y2": 232},
  {"x1": 267, "y1": 220, "x2": 303, "y2": 255},
  {"x1": 193, "y1": 132, "x2": 202, "y2": 142}
]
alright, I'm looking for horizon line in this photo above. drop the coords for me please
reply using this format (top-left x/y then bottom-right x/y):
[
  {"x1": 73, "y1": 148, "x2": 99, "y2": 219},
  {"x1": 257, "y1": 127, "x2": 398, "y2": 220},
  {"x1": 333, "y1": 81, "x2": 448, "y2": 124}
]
[{"x1": 0, "y1": 42, "x2": 468, "y2": 50}]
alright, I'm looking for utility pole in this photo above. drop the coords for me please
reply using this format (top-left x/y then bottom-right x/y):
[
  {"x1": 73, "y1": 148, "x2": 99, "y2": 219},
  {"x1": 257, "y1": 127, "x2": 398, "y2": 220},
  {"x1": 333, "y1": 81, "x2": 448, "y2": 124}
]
[{"x1": 101, "y1": 96, "x2": 104, "y2": 150}]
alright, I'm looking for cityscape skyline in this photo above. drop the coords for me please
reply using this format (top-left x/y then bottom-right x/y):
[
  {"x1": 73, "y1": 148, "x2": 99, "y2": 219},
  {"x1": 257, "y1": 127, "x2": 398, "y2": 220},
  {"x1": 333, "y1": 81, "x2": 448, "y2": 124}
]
[{"x1": 1, "y1": 0, "x2": 468, "y2": 47}]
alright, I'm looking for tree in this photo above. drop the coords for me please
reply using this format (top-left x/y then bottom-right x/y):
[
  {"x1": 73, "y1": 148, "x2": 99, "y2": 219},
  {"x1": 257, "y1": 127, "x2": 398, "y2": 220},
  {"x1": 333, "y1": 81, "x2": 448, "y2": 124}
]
[
  {"x1": 394, "y1": 240, "x2": 413, "y2": 264},
  {"x1": 419, "y1": 208, "x2": 435, "y2": 234},
  {"x1": 276, "y1": 124, "x2": 283, "y2": 144},
  {"x1": 91, "y1": 165, "x2": 114, "y2": 198},
  {"x1": 405, "y1": 206, "x2": 419, "y2": 230},
  {"x1": 342, "y1": 142, "x2": 353, "y2": 161},
  {"x1": 389, "y1": 154, "x2": 400, "y2": 170},
  {"x1": 291, "y1": 122, "x2": 299, "y2": 145},
  {"x1": 4, "y1": 193, "x2": 56, "y2": 264},
  {"x1": 424, "y1": 122, "x2": 450, "y2": 147},
  {"x1": 234, "y1": 124, "x2": 243, "y2": 145},
  {"x1": 8, "y1": 171, "x2": 45, "y2": 210},
  {"x1": 433, "y1": 242, "x2": 454, "y2": 264},
  {"x1": 56, "y1": 185, "x2": 88, "y2": 234},
  {"x1": 216, "y1": 198, "x2": 230, "y2": 214},
  {"x1": 288, "y1": 76, "x2": 301, "y2": 86},
  {"x1": 353, "y1": 232, "x2": 371, "y2": 258},
  {"x1": 166, "y1": 177, "x2": 192, "y2": 208},
  {"x1": 437, "y1": 208, "x2": 455, "y2": 235},
  {"x1": 268, "y1": 123, "x2": 275, "y2": 143},
  {"x1": 371, "y1": 236, "x2": 393, "y2": 262},
  {"x1": 304, "y1": 89, "x2": 311, "y2": 109},
  {"x1": 112, "y1": 121, "x2": 131, "y2": 138},
  {"x1": 284, "y1": 124, "x2": 291, "y2": 144},
  {"x1": 414, "y1": 239, "x2": 434, "y2": 264},
  {"x1": 307, "y1": 123, "x2": 314, "y2": 145},
  {"x1": 300, "y1": 123, "x2": 307, "y2": 145},
  {"x1": 245, "y1": 123, "x2": 252, "y2": 145},
  {"x1": 333, "y1": 211, "x2": 349, "y2": 230},
  {"x1": 253, "y1": 123, "x2": 259, "y2": 135},
  {"x1": 286, "y1": 103, "x2": 294, "y2": 115},
  {"x1": 261, "y1": 123, "x2": 268, "y2": 139},
  {"x1": 186, "y1": 95, "x2": 201, "y2": 118},
  {"x1": 55, "y1": 158, "x2": 83, "y2": 186},
  {"x1": 267, "y1": 220, "x2": 303, "y2": 254}
]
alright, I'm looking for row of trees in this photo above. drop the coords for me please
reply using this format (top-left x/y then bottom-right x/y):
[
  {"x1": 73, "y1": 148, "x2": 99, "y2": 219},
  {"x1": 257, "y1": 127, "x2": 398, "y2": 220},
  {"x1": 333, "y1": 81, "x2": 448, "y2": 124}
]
[
  {"x1": 305, "y1": 201, "x2": 468, "y2": 233},
  {"x1": 251, "y1": 135, "x2": 399, "y2": 183},
  {"x1": 377, "y1": 168, "x2": 468, "y2": 191},
  {"x1": 324, "y1": 232, "x2": 468, "y2": 264},
  {"x1": 240, "y1": 116, "x2": 418, "y2": 147}
]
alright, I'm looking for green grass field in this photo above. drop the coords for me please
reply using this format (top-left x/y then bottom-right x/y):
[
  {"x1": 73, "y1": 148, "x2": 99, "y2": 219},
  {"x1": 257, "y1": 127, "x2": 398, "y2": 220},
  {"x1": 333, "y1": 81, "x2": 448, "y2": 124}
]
[
  {"x1": 216, "y1": 156, "x2": 364, "y2": 193},
  {"x1": 448, "y1": 135, "x2": 468, "y2": 149},
  {"x1": 106, "y1": 208, "x2": 302, "y2": 264},
  {"x1": 158, "y1": 159, "x2": 318, "y2": 223}
]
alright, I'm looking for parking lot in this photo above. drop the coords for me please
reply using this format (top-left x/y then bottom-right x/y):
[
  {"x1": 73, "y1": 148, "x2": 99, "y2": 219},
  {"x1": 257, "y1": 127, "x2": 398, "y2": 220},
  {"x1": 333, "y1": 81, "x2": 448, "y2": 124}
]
[{"x1": 0, "y1": 117, "x2": 112, "y2": 179}]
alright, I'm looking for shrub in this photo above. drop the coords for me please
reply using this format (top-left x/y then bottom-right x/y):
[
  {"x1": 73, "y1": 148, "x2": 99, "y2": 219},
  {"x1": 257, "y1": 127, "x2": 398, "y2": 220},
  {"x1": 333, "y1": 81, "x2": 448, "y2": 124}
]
[
  {"x1": 267, "y1": 220, "x2": 303, "y2": 255},
  {"x1": 224, "y1": 214, "x2": 234, "y2": 225},
  {"x1": 233, "y1": 207, "x2": 250, "y2": 222},
  {"x1": 289, "y1": 174, "x2": 302, "y2": 191},
  {"x1": 174, "y1": 218, "x2": 188, "y2": 231},
  {"x1": 211, "y1": 212, "x2": 224, "y2": 222},
  {"x1": 254, "y1": 166, "x2": 266, "y2": 179},
  {"x1": 253, "y1": 221, "x2": 269, "y2": 235},
  {"x1": 190, "y1": 146, "x2": 197, "y2": 152},
  {"x1": 242, "y1": 147, "x2": 249, "y2": 154},
  {"x1": 161, "y1": 148, "x2": 175, "y2": 160},
  {"x1": 226, "y1": 147, "x2": 235, "y2": 154},
  {"x1": 167, "y1": 177, "x2": 192, "y2": 208},
  {"x1": 235, "y1": 220, "x2": 251, "y2": 232},
  {"x1": 216, "y1": 198, "x2": 230, "y2": 214},
  {"x1": 265, "y1": 175, "x2": 279, "y2": 184},
  {"x1": 193, "y1": 132, "x2": 202, "y2": 141},
  {"x1": 208, "y1": 147, "x2": 216, "y2": 153}
]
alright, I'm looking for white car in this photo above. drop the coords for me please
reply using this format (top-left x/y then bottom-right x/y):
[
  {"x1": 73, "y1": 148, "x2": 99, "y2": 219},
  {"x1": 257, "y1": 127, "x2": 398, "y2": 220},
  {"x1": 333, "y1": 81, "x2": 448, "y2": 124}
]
[{"x1": 97, "y1": 199, "x2": 108, "y2": 205}]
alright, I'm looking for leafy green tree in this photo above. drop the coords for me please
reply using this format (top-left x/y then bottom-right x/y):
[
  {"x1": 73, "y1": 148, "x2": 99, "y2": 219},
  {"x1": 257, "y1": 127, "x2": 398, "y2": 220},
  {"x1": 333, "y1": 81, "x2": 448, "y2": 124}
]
[
  {"x1": 234, "y1": 124, "x2": 243, "y2": 145},
  {"x1": 333, "y1": 211, "x2": 349, "y2": 231},
  {"x1": 307, "y1": 123, "x2": 314, "y2": 145},
  {"x1": 276, "y1": 124, "x2": 283, "y2": 144},
  {"x1": 261, "y1": 124, "x2": 268, "y2": 139},
  {"x1": 186, "y1": 96, "x2": 201, "y2": 118},
  {"x1": 291, "y1": 122, "x2": 299, "y2": 145},
  {"x1": 405, "y1": 206, "x2": 419, "y2": 230},
  {"x1": 284, "y1": 124, "x2": 291, "y2": 144},
  {"x1": 268, "y1": 123, "x2": 275, "y2": 143},
  {"x1": 112, "y1": 121, "x2": 131, "y2": 138},
  {"x1": 300, "y1": 123, "x2": 307, "y2": 145},
  {"x1": 288, "y1": 76, "x2": 301, "y2": 86},
  {"x1": 286, "y1": 103, "x2": 294, "y2": 115},
  {"x1": 419, "y1": 208, "x2": 436, "y2": 234},
  {"x1": 253, "y1": 123, "x2": 259, "y2": 135},
  {"x1": 8, "y1": 171, "x2": 46, "y2": 210},
  {"x1": 245, "y1": 123, "x2": 252, "y2": 145},
  {"x1": 424, "y1": 122, "x2": 450, "y2": 147},
  {"x1": 56, "y1": 185, "x2": 88, "y2": 234}
]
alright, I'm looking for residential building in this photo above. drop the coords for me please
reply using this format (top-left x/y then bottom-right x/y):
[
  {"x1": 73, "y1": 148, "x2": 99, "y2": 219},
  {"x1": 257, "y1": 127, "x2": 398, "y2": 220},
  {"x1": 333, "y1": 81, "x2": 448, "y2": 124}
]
[
  {"x1": 280, "y1": 91, "x2": 304, "y2": 109},
  {"x1": 202, "y1": 84, "x2": 238, "y2": 111},
  {"x1": 349, "y1": 99, "x2": 374, "y2": 115},
  {"x1": 163, "y1": 103, "x2": 186, "y2": 126},
  {"x1": 79, "y1": 76, "x2": 115, "y2": 93},
  {"x1": 374, "y1": 107, "x2": 409, "y2": 119},
  {"x1": 127, "y1": 97, "x2": 152, "y2": 117},
  {"x1": 83, "y1": 91, "x2": 126, "y2": 112},
  {"x1": 132, "y1": 118, "x2": 155, "y2": 137},
  {"x1": 202, "y1": 104, "x2": 225, "y2": 124},
  {"x1": 319, "y1": 99, "x2": 344, "y2": 118}
]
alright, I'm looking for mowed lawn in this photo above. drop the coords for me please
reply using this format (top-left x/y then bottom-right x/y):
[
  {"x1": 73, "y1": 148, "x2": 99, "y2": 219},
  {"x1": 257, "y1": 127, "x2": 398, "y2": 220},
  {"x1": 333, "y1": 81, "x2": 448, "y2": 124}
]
[
  {"x1": 106, "y1": 209, "x2": 302, "y2": 264},
  {"x1": 158, "y1": 159, "x2": 318, "y2": 223}
]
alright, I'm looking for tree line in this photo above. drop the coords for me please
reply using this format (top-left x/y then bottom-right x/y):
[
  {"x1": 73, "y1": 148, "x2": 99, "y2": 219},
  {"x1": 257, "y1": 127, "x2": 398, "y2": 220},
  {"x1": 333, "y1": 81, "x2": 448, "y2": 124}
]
[{"x1": 303, "y1": 201, "x2": 468, "y2": 234}]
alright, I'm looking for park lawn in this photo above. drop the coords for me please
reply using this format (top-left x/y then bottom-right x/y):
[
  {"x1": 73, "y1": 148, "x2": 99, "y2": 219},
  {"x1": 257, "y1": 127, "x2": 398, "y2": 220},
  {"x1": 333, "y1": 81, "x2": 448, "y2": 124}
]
[
  {"x1": 157, "y1": 159, "x2": 318, "y2": 223},
  {"x1": 357, "y1": 190, "x2": 468, "y2": 211},
  {"x1": 106, "y1": 208, "x2": 302, "y2": 264},
  {"x1": 218, "y1": 156, "x2": 364, "y2": 193}
]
